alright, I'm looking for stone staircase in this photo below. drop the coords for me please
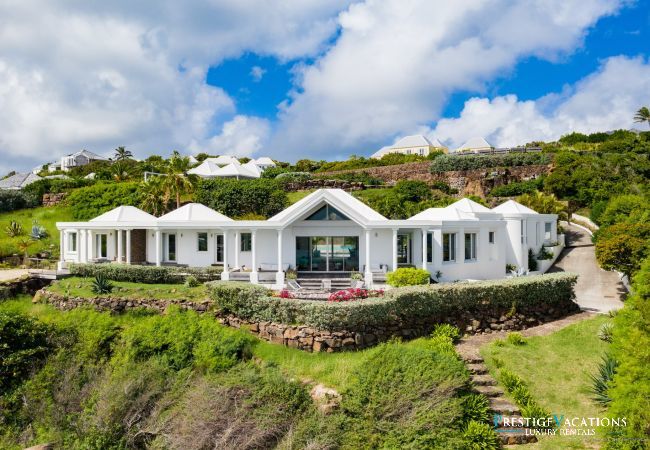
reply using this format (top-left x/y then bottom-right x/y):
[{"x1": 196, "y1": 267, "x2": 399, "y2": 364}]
[
  {"x1": 463, "y1": 355, "x2": 538, "y2": 445},
  {"x1": 296, "y1": 277, "x2": 352, "y2": 291}
]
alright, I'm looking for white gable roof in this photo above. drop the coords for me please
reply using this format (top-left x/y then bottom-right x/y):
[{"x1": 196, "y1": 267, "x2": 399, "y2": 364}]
[
  {"x1": 158, "y1": 203, "x2": 232, "y2": 222},
  {"x1": 456, "y1": 137, "x2": 492, "y2": 151},
  {"x1": 393, "y1": 134, "x2": 433, "y2": 148},
  {"x1": 214, "y1": 162, "x2": 259, "y2": 178},
  {"x1": 269, "y1": 189, "x2": 386, "y2": 226},
  {"x1": 448, "y1": 198, "x2": 492, "y2": 213},
  {"x1": 252, "y1": 156, "x2": 275, "y2": 166},
  {"x1": 428, "y1": 138, "x2": 445, "y2": 148},
  {"x1": 243, "y1": 160, "x2": 262, "y2": 176},
  {"x1": 187, "y1": 160, "x2": 221, "y2": 177},
  {"x1": 90, "y1": 206, "x2": 156, "y2": 223},
  {"x1": 409, "y1": 205, "x2": 478, "y2": 221},
  {"x1": 188, "y1": 155, "x2": 198, "y2": 164},
  {"x1": 492, "y1": 200, "x2": 539, "y2": 215},
  {"x1": 207, "y1": 155, "x2": 240, "y2": 166}
]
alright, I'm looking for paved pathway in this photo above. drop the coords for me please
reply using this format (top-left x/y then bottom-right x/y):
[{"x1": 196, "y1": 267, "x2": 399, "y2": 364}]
[
  {"x1": 0, "y1": 269, "x2": 29, "y2": 282},
  {"x1": 548, "y1": 223, "x2": 625, "y2": 313}
]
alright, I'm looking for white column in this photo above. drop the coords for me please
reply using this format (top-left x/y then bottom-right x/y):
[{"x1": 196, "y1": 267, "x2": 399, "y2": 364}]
[
  {"x1": 391, "y1": 228, "x2": 398, "y2": 272},
  {"x1": 117, "y1": 229, "x2": 123, "y2": 263},
  {"x1": 155, "y1": 230, "x2": 162, "y2": 267},
  {"x1": 79, "y1": 229, "x2": 86, "y2": 263},
  {"x1": 59, "y1": 230, "x2": 64, "y2": 262},
  {"x1": 421, "y1": 229, "x2": 428, "y2": 270},
  {"x1": 126, "y1": 229, "x2": 132, "y2": 264},
  {"x1": 87, "y1": 230, "x2": 94, "y2": 262},
  {"x1": 364, "y1": 229, "x2": 372, "y2": 287},
  {"x1": 275, "y1": 229, "x2": 284, "y2": 288},
  {"x1": 221, "y1": 230, "x2": 229, "y2": 280},
  {"x1": 74, "y1": 229, "x2": 80, "y2": 263},
  {"x1": 234, "y1": 231, "x2": 240, "y2": 269},
  {"x1": 250, "y1": 230, "x2": 258, "y2": 283}
]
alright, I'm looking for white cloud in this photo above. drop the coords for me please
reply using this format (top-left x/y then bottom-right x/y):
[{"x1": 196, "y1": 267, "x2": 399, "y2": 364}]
[
  {"x1": 250, "y1": 66, "x2": 266, "y2": 82},
  {"x1": 189, "y1": 115, "x2": 271, "y2": 157},
  {"x1": 429, "y1": 56, "x2": 650, "y2": 148},
  {"x1": 0, "y1": 0, "x2": 352, "y2": 171},
  {"x1": 271, "y1": 0, "x2": 623, "y2": 159}
]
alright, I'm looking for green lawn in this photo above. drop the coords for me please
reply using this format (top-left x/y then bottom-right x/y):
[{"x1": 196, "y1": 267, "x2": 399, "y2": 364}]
[
  {"x1": 47, "y1": 276, "x2": 209, "y2": 303},
  {"x1": 0, "y1": 205, "x2": 73, "y2": 260},
  {"x1": 287, "y1": 189, "x2": 316, "y2": 204},
  {"x1": 481, "y1": 315, "x2": 611, "y2": 449},
  {"x1": 352, "y1": 187, "x2": 394, "y2": 203}
]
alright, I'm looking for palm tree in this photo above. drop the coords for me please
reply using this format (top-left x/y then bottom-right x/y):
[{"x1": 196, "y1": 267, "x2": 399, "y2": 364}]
[
  {"x1": 162, "y1": 151, "x2": 198, "y2": 208},
  {"x1": 139, "y1": 176, "x2": 170, "y2": 216},
  {"x1": 17, "y1": 238, "x2": 34, "y2": 267},
  {"x1": 634, "y1": 107, "x2": 650, "y2": 129},
  {"x1": 111, "y1": 161, "x2": 130, "y2": 182},
  {"x1": 114, "y1": 146, "x2": 133, "y2": 161}
]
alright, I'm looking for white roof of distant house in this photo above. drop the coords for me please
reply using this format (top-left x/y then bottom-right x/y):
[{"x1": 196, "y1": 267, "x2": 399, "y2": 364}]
[
  {"x1": 448, "y1": 198, "x2": 492, "y2": 213},
  {"x1": 492, "y1": 200, "x2": 539, "y2": 215},
  {"x1": 371, "y1": 134, "x2": 446, "y2": 158},
  {"x1": 188, "y1": 155, "x2": 198, "y2": 164},
  {"x1": 187, "y1": 160, "x2": 222, "y2": 177},
  {"x1": 243, "y1": 160, "x2": 262, "y2": 177},
  {"x1": 269, "y1": 188, "x2": 387, "y2": 226},
  {"x1": 213, "y1": 162, "x2": 259, "y2": 179},
  {"x1": 251, "y1": 156, "x2": 276, "y2": 166},
  {"x1": 206, "y1": 155, "x2": 240, "y2": 166},
  {"x1": 67, "y1": 149, "x2": 108, "y2": 160},
  {"x1": 158, "y1": 203, "x2": 232, "y2": 222},
  {"x1": 409, "y1": 205, "x2": 479, "y2": 221},
  {"x1": 455, "y1": 137, "x2": 492, "y2": 152},
  {"x1": 0, "y1": 172, "x2": 42, "y2": 190},
  {"x1": 90, "y1": 206, "x2": 156, "y2": 223}
]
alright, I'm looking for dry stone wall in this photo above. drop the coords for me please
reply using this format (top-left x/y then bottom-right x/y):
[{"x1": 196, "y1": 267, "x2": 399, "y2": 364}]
[{"x1": 42, "y1": 192, "x2": 67, "y2": 206}]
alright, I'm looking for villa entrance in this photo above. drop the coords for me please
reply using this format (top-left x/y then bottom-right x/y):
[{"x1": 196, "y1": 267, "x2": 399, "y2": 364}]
[{"x1": 295, "y1": 236, "x2": 359, "y2": 272}]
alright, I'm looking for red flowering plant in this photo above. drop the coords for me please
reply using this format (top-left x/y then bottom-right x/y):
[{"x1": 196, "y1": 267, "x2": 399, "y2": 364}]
[
  {"x1": 275, "y1": 289, "x2": 294, "y2": 299},
  {"x1": 327, "y1": 288, "x2": 384, "y2": 302}
]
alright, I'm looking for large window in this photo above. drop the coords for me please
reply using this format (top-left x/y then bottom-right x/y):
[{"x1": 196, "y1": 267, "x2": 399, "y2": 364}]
[
  {"x1": 197, "y1": 232, "x2": 208, "y2": 252},
  {"x1": 95, "y1": 234, "x2": 107, "y2": 258},
  {"x1": 489, "y1": 231, "x2": 495, "y2": 244},
  {"x1": 295, "y1": 236, "x2": 359, "y2": 271},
  {"x1": 443, "y1": 233, "x2": 456, "y2": 262},
  {"x1": 306, "y1": 204, "x2": 349, "y2": 221},
  {"x1": 240, "y1": 233, "x2": 252, "y2": 252},
  {"x1": 464, "y1": 233, "x2": 477, "y2": 261},
  {"x1": 427, "y1": 233, "x2": 433, "y2": 263},
  {"x1": 68, "y1": 232, "x2": 77, "y2": 252},
  {"x1": 545, "y1": 222, "x2": 552, "y2": 240},
  {"x1": 216, "y1": 234, "x2": 224, "y2": 263}
]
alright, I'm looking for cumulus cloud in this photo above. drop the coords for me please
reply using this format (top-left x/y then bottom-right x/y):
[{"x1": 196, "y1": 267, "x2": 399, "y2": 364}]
[
  {"x1": 271, "y1": 0, "x2": 623, "y2": 159},
  {"x1": 250, "y1": 66, "x2": 266, "y2": 82},
  {"x1": 429, "y1": 56, "x2": 650, "y2": 148},
  {"x1": 188, "y1": 115, "x2": 271, "y2": 156},
  {"x1": 0, "y1": 0, "x2": 352, "y2": 172}
]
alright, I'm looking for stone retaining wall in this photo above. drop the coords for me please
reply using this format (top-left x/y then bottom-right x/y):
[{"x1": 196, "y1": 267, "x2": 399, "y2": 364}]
[
  {"x1": 282, "y1": 179, "x2": 366, "y2": 192},
  {"x1": 37, "y1": 289, "x2": 579, "y2": 353},
  {"x1": 42, "y1": 192, "x2": 67, "y2": 206},
  {"x1": 0, "y1": 276, "x2": 52, "y2": 300}
]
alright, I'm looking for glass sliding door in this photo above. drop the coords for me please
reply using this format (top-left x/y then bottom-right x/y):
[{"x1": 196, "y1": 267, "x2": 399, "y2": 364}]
[
  {"x1": 163, "y1": 233, "x2": 176, "y2": 262},
  {"x1": 397, "y1": 234, "x2": 411, "y2": 265},
  {"x1": 295, "y1": 236, "x2": 359, "y2": 271},
  {"x1": 95, "y1": 234, "x2": 107, "y2": 259}
]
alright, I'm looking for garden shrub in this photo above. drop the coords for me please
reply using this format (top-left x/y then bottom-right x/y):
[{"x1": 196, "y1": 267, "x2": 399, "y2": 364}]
[
  {"x1": 67, "y1": 182, "x2": 141, "y2": 220},
  {"x1": 69, "y1": 263, "x2": 221, "y2": 284},
  {"x1": 386, "y1": 267, "x2": 431, "y2": 286},
  {"x1": 590, "y1": 353, "x2": 617, "y2": 407},
  {"x1": 506, "y1": 332, "x2": 526, "y2": 346},
  {"x1": 184, "y1": 275, "x2": 200, "y2": 288},
  {"x1": 22, "y1": 178, "x2": 95, "y2": 205},
  {"x1": 431, "y1": 323, "x2": 461, "y2": 344},
  {"x1": 461, "y1": 394, "x2": 491, "y2": 424},
  {"x1": 0, "y1": 189, "x2": 39, "y2": 213},
  {"x1": 528, "y1": 248, "x2": 538, "y2": 271},
  {"x1": 489, "y1": 177, "x2": 544, "y2": 197},
  {"x1": 208, "y1": 273, "x2": 578, "y2": 331},
  {"x1": 462, "y1": 420, "x2": 500, "y2": 450},
  {"x1": 497, "y1": 368, "x2": 551, "y2": 429},
  {"x1": 431, "y1": 153, "x2": 551, "y2": 173},
  {"x1": 195, "y1": 178, "x2": 288, "y2": 218}
]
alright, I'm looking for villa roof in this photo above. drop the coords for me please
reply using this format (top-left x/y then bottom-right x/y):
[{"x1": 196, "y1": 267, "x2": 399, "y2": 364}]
[
  {"x1": 492, "y1": 200, "x2": 539, "y2": 215},
  {"x1": 392, "y1": 134, "x2": 433, "y2": 148},
  {"x1": 158, "y1": 203, "x2": 232, "y2": 222},
  {"x1": 187, "y1": 160, "x2": 221, "y2": 177},
  {"x1": 206, "y1": 155, "x2": 240, "y2": 166},
  {"x1": 213, "y1": 162, "x2": 259, "y2": 178},
  {"x1": 455, "y1": 136, "x2": 492, "y2": 152},
  {"x1": 90, "y1": 206, "x2": 156, "y2": 223},
  {"x1": 242, "y1": 160, "x2": 262, "y2": 176},
  {"x1": 408, "y1": 205, "x2": 479, "y2": 221},
  {"x1": 269, "y1": 189, "x2": 387, "y2": 226},
  {"x1": 448, "y1": 198, "x2": 493, "y2": 213},
  {"x1": 251, "y1": 156, "x2": 275, "y2": 166},
  {"x1": 66, "y1": 149, "x2": 107, "y2": 160},
  {"x1": 0, "y1": 172, "x2": 42, "y2": 189}
]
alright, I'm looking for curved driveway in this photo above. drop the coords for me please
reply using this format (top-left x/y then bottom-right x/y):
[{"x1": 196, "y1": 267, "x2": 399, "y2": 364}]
[{"x1": 548, "y1": 223, "x2": 625, "y2": 313}]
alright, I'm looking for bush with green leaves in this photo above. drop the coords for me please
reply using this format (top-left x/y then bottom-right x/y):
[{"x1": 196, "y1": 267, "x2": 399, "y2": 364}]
[
  {"x1": 69, "y1": 263, "x2": 221, "y2": 284},
  {"x1": 208, "y1": 272, "x2": 578, "y2": 331},
  {"x1": 21, "y1": 177, "x2": 95, "y2": 204},
  {"x1": 386, "y1": 267, "x2": 431, "y2": 287},
  {"x1": 498, "y1": 368, "x2": 551, "y2": 429},
  {"x1": 590, "y1": 353, "x2": 618, "y2": 407},
  {"x1": 67, "y1": 182, "x2": 141, "y2": 220},
  {"x1": 184, "y1": 275, "x2": 200, "y2": 288},
  {"x1": 4, "y1": 220, "x2": 24, "y2": 237},
  {"x1": 528, "y1": 248, "x2": 538, "y2": 271},
  {"x1": 462, "y1": 420, "x2": 500, "y2": 450},
  {"x1": 432, "y1": 323, "x2": 461, "y2": 343},
  {"x1": 461, "y1": 394, "x2": 491, "y2": 424},
  {"x1": 506, "y1": 332, "x2": 526, "y2": 346},
  {"x1": 536, "y1": 246, "x2": 553, "y2": 260},
  {"x1": 489, "y1": 177, "x2": 544, "y2": 197},
  {"x1": 195, "y1": 178, "x2": 288, "y2": 218},
  {"x1": 0, "y1": 189, "x2": 39, "y2": 213},
  {"x1": 598, "y1": 322, "x2": 614, "y2": 343},
  {"x1": 91, "y1": 275, "x2": 113, "y2": 295},
  {"x1": 431, "y1": 153, "x2": 551, "y2": 173}
]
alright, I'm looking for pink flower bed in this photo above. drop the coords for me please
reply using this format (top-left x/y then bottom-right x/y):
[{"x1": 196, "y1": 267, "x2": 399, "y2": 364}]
[
  {"x1": 274, "y1": 289, "x2": 294, "y2": 299},
  {"x1": 328, "y1": 288, "x2": 384, "y2": 302}
]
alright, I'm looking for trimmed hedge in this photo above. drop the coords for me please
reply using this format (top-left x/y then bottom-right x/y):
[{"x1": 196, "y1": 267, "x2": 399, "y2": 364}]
[
  {"x1": 207, "y1": 273, "x2": 578, "y2": 330},
  {"x1": 69, "y1": 263, "x2": 222, "y2": 284},
  {"x1": 386, "y1": 268, "x2": 431, "y2": 287},
  {"x1": 431, "y1": 153, "x2": 551, "y2": 173}
]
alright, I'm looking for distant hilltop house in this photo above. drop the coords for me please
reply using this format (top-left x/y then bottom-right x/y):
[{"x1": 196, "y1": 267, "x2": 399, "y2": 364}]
[
  {"x1": 371, "y1": 135, "x2": 448, "y2": 159},
  {"x1": 454, "y1": 137, "x2": 493, "y2": 153},
  {"x1": 46, "y1": 149, "x2": 108, "y2": 172},
  {"x1": 0, "y1": 172, "x2": 68, "y2": 190},
  {"x1": 188, "y1": 156, "x2": 276, "y2": 180}
]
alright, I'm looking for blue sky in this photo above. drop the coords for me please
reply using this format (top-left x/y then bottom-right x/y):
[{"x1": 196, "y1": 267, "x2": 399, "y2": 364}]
[{"x1": 1, "y1": 0, "x2": 649, "y2": 173}]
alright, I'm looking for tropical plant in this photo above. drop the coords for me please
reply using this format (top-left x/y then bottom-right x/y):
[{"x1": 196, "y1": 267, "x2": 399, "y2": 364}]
[
  {"x1": 633, "y1": 106, "x2": 650, "y2": 129},
  {"x1": 5, "y1": 220, "x2": 24, "y2": 237},
  {"x1": 163, "y1": 151, "x2": 198, "y2": 208},
  {"x1": 110, "y1": 160, "x2": 131, "y2": 181},
  {"x1": 461, "y1": 394, "x2": 491, "y2": 423},
  {"x1": 431, "y1": 323, "x2": 460, "y2": 343},
  {"x1": 91, "y1": 275, "x2": 114, "y2": 295},
  {"x1": 590, "y1": 353, "x2": 618, "y2": 406},
  {"x1": 517, "y1": 191, "x2": 567, "y2": 220},
  {"x1": 113, "y1": 146, "x2": 133, "y2": 161},
  {"x1": 597, "y1": 322, "x2": 614, "y2": 343},
  {"x1": 17, "y1": 238, "x2": 34, "y2": 266},
  {"x1": 184, "y1": 275, "x2": 200, "y2": 288},
  {"x1": 462, "y1": 420, "x2": 500, "y2": 450},
  {"x1": 139, "y1": 175, "x2": 170, "y2": 216},
  {"x1": 30, "y1": 220, "x2": 48, "y2": 240},
  {"x1": 506, "y1": 332, "x2": 526, "y2": 346}
]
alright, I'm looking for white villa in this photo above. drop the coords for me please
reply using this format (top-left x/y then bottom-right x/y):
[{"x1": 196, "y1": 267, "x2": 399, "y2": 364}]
[
  {"x1": 188, "y1": 156, "x2": 276, "y2": 179},
  {"x1": 371, "y1": 135, "x2": 448, "y2": 159},
  {"x1": 454, "y1": 137, "x2": 493, "y2": 153},
  {"x1": 56, "y1": 189, "x2": 562, "y2": 288},
  {"x1": 47, "y1": 149, "x2": 108, "y2": 172}
]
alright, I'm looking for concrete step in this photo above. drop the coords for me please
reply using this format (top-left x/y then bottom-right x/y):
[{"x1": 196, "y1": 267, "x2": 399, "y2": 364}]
[
  {"x1": 471, "y1": 375, "x2": 497, "y2": 386},
  {"x1": 489, "y1": 398, "x2": 520, "y2": 415},
  {"x1": 467, "y1": 363, "x2": 489, "y2": 375},
  {"x1": 497, "y1": 431, "x2": 538, "y2": 445},
  {"x1": 474, "y1": 385, "x2": 504, "y2": 397},
  {"x1": 463, "y1": 355, "x2": 484, "y2": 364}
]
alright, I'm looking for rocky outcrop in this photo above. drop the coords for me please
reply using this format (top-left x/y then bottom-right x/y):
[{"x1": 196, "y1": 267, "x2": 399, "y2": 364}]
[
  {"x1": 42, "y1": 192, "x2": 67, "y2": 206},
  {"x1": 0, "y1": 276, "x2": 51, "y2": 300}
]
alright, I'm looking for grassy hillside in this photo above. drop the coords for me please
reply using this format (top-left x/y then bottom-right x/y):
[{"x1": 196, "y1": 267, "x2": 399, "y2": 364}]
[{"x1": 0, "y1": 205, "x2": 73, "y2": 260}]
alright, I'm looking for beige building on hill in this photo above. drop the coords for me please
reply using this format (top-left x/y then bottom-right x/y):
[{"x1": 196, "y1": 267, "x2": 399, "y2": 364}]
[{"x1": 371, "y1": 135, "x2": 448, "y2": 159}]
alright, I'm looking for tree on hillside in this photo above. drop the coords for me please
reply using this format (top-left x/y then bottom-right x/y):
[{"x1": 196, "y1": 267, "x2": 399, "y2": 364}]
[
  {"x1": 139, "y1": 176, "x2": 170, "y2": 216},
  {"x1": 113, "y1": 146, "x2": 133, "y2": 161},
  {"x1": 516, "y1": 191, "x2": 567, "y2": 220},
  {"x1": 633, "y1": 106, "x2": 650, "y2": 129},
  {"x1": 163, "y1": 151, "x2": 198, "y2": 209},
  {"x1": 595, "y1": 223, "x2": 650, "y2": 278}
]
